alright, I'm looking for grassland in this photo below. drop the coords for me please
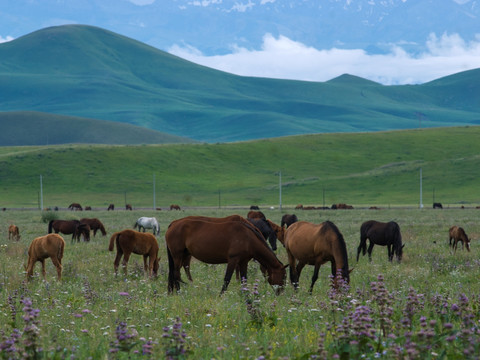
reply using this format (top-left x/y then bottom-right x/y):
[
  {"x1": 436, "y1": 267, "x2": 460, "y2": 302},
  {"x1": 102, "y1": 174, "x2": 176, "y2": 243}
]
[
  {"x1": 1, "y1": 126, "x2": 480, "y2": 209},
  {"x1": 0, "y1": 207, "x2": 479, "y2": 358}
]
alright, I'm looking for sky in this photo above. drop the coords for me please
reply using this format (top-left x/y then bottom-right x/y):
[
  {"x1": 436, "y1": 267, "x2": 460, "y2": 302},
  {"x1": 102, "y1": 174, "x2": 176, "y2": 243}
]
[{"x1": 1, "y1": 0, "x2": 479, "y2": 85}]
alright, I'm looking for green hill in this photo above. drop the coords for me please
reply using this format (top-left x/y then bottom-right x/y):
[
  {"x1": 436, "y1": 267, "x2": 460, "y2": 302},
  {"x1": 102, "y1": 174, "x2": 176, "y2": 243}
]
[
  {"x1": 0, "y1": 24, "x2": 479, "y2": 143},
  {"x1": 1, "y1": 126, "x2": 479, "y2": 209},
  {"x1": 0, "y1": 111, "x2": 195, "y2": 145}
]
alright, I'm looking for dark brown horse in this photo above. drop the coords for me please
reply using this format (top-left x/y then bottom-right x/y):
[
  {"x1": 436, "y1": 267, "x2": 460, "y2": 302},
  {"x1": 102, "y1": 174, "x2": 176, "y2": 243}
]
[
  {"x1": 80, "y1": 218, "x2": 107, "y2": 237},
  {"x1": 357, "y1": 220, "x2": 404, "y2": 262},
  {"x1": 165, "y1": 217, "x2": 287, "y2": 294},
  {"x1": 108, "y1": 229, "x2": 159, "y2": 277},
  {"x1": 247, "y1": 218, "x2": 278, "y2": 251},
  {"x1": 48, "y1": 220, "x2": 91, "y2": 243},
  {"x1": 247, "y1": 210, "x2": 266, "y2": 219},
  {"x1": 284, "y1": 221, "x2": 350, "y2": 293},
  {"x1": 449, "y1": 226, "x2": 471, "y2": 253},
  {"x1": 126, "y1": 204, "x2": 133, "y2": 210},
  {"x1": 281, "y1": 214, "x2": 298, "y2": 228},
  {"x1": 170, "y1": 204, "x2": 181, "y2": 210},
  {"x1": 68, "y1": 203, "x2": 83, "y2": 211},
  {"x1": 26, "y1": 234, "x2": 65, "y2": 281},
  {"x1": 108, "y1": 204, "x2": 115, "y2": 211},
  {"x1": 8, "y1": 224, "x2": 20, "y2": 241}
]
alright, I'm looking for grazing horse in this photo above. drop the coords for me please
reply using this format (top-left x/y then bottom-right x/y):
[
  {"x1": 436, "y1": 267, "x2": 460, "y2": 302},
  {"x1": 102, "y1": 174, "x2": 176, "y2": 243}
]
[
  {"x1": 284, "y1": 221, "x2": 350, "y2": 293},
  {"x1": 281, "y1": 214, "x2": 298, "y2": 228},
  {"x1": 108, "y1": 204, "x2": 115, "y2": 211},
  {"x1": 134, "y1": 217, "x2": 160, "y2": 235},
  {"x1": 165, "y1": 217, "x2": 287, "y2": 294},
  {"x1": 26, "y1": 234, "x2": 65, "y2": 281},
  {"x1": 80, "y1": 218, "x2": 107, "y2": 237},
  {"x1": 68, "y1": 203, "x2": 83, "y2": 211},
  {"x1": 126, "y1": 204, "x2": 133, "y2": 210},
  {"x1": 8, "y1": 224, "x2": 20, "y2": 241},
  {"x1": 48, "y1": 220, "x2": 91, "y2": 243},
  {"x1": 357, "y1": 220, "x2": 404, "y2": 262},
  {"x1": 449, "y1": 226, "x2": 471, "y2": 253},
  {"x1": 170, "y1": 204, "x2": 181, "y2": 210},
  {"x1": 433, "y1": 202, "x2": 443, "y2": 209},
  {"x1": 247, "y1": 218, "x2": 278, "y2": 251},
  {"x1": 108, "y1": 229, "x2": 159, "y2": 277},
  {"x1": 247, "y1": 210, "x2": 266, "y2": 219}
]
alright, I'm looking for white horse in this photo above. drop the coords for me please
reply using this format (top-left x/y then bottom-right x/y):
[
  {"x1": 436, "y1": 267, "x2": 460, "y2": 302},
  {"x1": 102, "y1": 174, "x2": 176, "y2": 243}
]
[{"x1": 133, "y1": 217, "x2": 160, "y2": 235}]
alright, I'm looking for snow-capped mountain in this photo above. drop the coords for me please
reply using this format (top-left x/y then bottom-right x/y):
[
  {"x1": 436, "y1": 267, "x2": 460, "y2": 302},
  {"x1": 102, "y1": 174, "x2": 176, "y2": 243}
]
[{"x1": 1, "y1": 0, "x2": 478, "y2": 56}]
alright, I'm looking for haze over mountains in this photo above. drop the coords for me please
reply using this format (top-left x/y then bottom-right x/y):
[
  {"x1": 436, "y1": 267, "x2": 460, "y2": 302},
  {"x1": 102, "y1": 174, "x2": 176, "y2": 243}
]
[{"x1": 0, "y1": 25, "x2": 479, "y2": 144}]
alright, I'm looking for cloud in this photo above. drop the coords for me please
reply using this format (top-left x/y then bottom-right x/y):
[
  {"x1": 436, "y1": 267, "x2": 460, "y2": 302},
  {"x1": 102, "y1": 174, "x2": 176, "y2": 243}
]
[
  {"x1": 0, "y1": 35, "x2": 14, "y2": 43},
  {"x1": 168, "y1": 32, "x2": 480, "y2": 85}
]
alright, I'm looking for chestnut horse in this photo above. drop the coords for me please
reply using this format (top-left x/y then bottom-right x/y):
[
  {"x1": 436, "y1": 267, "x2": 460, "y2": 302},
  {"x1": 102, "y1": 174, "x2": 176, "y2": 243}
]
[
  {"x1": 170, "y1": 204, "x2": 181, "y2": 210},
  {"x1": 80, "y1": 218, "x2": 107, "y2": 237},
  {"x1": 48, "y1": 220, "x2": 91, "y2": 243},
  {"x1": 449, "y1": 226, "x2": 471, "y2": 253},
  {"x1": 165, "y1": 217, "x2": 287, "y2": 294},
  {"x1": 284, "y1": 220, "x2": 350, "y2": 293},
  {"x1": 357, "y1": 220, "x2": 404, "y2": 262},
  {"x1": 26, "y1": 234, "x2": 65, "y2": 281},
  {"x1": 108, "y1": 229, "x2": 159, "y2": 277},
  {"x1": 8, "y1": 224, "x2": 20, "y2": 241}
]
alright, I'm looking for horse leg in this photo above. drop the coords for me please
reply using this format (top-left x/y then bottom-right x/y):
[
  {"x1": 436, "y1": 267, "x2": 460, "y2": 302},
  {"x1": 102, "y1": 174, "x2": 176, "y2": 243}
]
[
  {"x1": 287, "y1": 252, "x2": 299, "y2": 289},
  {"x1": 122, "y1": 252, "x2": 131, "y2": 276},
  {"x1": 182, "y1": 254, "x2": 193, "y2": 282},
  {"x1": 387, "y1": 244, "x2": 393, "y2": 262},
  {"x1": 41, "y1": 259, "x2": 47, "y2": 280},
  {"x1": 50, "y1": 256, "x2": 63, "y2": 281},
  {"x1": 143, "y1": 255, "x2": 149, "y2": 276},
  {"x1": 221, "y1": 260, "x2": 239, "y2": 294},
  {"x1": 113, "y1": 249, "x2": 123, "y2": 275},
  {"x1": 367, "y1": 242, "x2": 375, "y2": 262}
]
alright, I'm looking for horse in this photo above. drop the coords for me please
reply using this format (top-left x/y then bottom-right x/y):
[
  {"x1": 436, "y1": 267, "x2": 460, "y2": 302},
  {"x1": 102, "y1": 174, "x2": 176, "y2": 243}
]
[
  {"x1": 134, "y1": 217, "x2": 160, "y2": 235},
  {"x1": 108, "y1": 229, "x2": 159, "y2": 277},
  {"x1": 357, "y1": 220, "x2": 404, "y2": 262},
  {"x1": 68, "y1": 203, "x2": 83, "y2": 211},
  {"x1": 108, "y1": 204, "x2": 115, "y2": 211},
  {"x1": 284, "y1": 221, "x2": 350, "y2": 293},
  {"x1": 26, "y1": 234, "x2": 65, "y2": 281},
  {"x1": 80, "y1": 218, "x2": 107, "y2": 237},
  {"x1": 126, "y1": 204, "x2": 133, "y2": 210},
  {"x1": 85, "y1": 206, "x2": 92, "y2": 211},
  {"x1": 250, "y1": 205, "x2": 260, "y2": 210},
  {"x1": 281, "y1": 214, "x2": 298, "y2": 228},
  {"x1": 48, "y1": 220, "x2": 91, "y2": 243},
  {"x1": 433, "y1": 202, "x2": 443, "y2": 209},
  {"x1": 165, "y1": 217, "x2": 287, "y2": 294},
  {"x1": 247, "y1": 218, "x2": 278, "y2": 251},
  {"x1": 170, "y1": 204, "x2": 181, "y2": 210},
  {"x1": 8, "y1": 224, "x2": 20, "y2": 241},
  {"x1": 449, "y1": 226, "x2": 471, "y2": 253},
  {"x1": 247, "y1": 210, "x2": 266, "y2": 219}
]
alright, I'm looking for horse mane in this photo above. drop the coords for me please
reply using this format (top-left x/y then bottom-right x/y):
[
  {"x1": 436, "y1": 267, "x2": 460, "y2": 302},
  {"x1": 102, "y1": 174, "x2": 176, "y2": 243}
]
[
  {"x1": 322, "y1": 220, "x2": 349, "y2": 277},
  {"x1": 389, "y1": 222, "x2": 403, "y2": 252},
  {"x1": 242, "y1": 221, "x2": 276, "y2": 254}
]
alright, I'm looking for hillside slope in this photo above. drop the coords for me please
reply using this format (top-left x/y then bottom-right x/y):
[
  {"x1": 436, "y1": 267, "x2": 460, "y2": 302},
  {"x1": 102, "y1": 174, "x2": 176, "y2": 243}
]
[
  {"x1": 0, "y1": 25, "x2": 479, "y2": 143},
  {"x1": 0, "y1": 112, "x2": 195, "y2": 145}
]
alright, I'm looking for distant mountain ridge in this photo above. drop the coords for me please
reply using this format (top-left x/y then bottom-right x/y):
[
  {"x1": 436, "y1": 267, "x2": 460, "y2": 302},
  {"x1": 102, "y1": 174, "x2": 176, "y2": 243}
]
[{"x1": 0, "y1": 25, "x2": 479, "y2": 144}]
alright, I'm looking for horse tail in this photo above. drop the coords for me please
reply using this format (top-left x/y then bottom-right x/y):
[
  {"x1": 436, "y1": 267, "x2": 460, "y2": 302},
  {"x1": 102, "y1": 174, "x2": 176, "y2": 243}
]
[
  {"x1": 108, "y1": 232, "x2": 119, "y2": 251},
  {"x1": 133, "y1": 221, "x2": 138, "y2": 230},
  {"x1": 58, "y1": 238, "x2": 65, "y2": 261},
  {"x1": 48, "y1": 220, "x2": 54, "y2": 233}
]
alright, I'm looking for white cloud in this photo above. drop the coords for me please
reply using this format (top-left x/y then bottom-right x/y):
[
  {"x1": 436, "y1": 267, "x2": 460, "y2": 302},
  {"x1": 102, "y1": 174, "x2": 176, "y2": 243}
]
[
  {"x1": 0, "y1": 35, "x2": 14, "y2": 43},
  {"x1": 168, "y1": 32, "x2": 480, "y2": 85}
]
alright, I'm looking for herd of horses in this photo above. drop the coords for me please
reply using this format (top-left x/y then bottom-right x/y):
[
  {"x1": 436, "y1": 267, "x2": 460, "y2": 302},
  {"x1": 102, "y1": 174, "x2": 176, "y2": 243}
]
[{"x1": 13, "y1": 209, "x2": 472, "y2": 294}]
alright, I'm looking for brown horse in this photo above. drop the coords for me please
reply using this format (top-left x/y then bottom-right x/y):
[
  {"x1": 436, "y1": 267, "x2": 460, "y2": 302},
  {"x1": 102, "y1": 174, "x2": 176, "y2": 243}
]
[
  {"x1": 165, "y1": 217, "x2": 287, "y2": 294},
  {"x1": 26, "y1": 234, "x2": 65, "y2": 281},
  {"x1": 8, "y1": 224, "x2": 20, "y2": 241},
  {"x1": 247, "y1": 210, "x2": 266, "y2": 219},
  {"x1": 68, "y1": 203, "x2": 83, "y2": 211},
  {"x1": 170, "y1": 204, "x2": 181, "y2": 210},
  {"x1": 80, "y1": 218, "x2": 107, "y2": 237},
  {"x1": 48, "y1": 220, "x2": 91, "y2": 243},
  {"x1": 449, "y1": 226, "x2": 471, "y2": 253},
  {"x1": 126, "y1": 204, "x2": 133, "y2": 210},
  {"x1": 281, "y1": 214, "x2": 298, "y2": 228},
  {"x1": 357, "y1": 220, "x2": 404, "y2": 262},
  {"x1": 284, "y1": 220, "x2": 350, "y2": 293},
  {"x1": 108, "y1": 229, "x2": 159, "y2": 277},
  {"x1": 108, "y1": 204, "x2": 115, "y2": 211}
]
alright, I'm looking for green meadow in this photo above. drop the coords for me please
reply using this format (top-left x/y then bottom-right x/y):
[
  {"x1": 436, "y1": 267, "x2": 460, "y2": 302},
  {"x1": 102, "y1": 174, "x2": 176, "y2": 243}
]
[
  {"x1": 0, "y1": 207, "x2": 479, "y2": 358},
  {"x1": 1, "y1": 126, "x2": 480, "y2": 209}
]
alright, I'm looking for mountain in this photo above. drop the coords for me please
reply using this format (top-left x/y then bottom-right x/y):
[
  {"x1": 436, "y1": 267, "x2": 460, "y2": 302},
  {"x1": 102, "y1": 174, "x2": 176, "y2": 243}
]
[
  {"x1": 1, "y1": 0, "x2": 478, "y2": 56},
  {"x1": 0, "y1": 25, "x2": 479, "y2": 143}
]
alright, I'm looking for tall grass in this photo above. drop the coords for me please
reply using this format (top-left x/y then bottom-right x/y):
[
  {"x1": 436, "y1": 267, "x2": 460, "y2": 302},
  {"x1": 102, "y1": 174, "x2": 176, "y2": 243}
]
[{"x1": 0, "y1": 207, "x2": 479, "y2": 358}]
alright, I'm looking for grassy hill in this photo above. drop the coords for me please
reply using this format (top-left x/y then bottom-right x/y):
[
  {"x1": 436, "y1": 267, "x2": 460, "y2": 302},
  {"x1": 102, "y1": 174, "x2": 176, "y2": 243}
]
[
  {"x1": 1, "y1": 126, "x2": 479, "y2": 208},
  {"x1": 0, "y1": 111, "x2": 196, "y2": 145},
  {"x1": 0, "y1": 25, "x2": 479, "y2": 143}
]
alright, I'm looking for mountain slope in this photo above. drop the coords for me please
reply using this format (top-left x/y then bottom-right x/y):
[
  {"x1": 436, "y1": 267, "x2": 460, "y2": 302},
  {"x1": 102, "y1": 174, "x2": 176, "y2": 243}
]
[{"x1": 0, "y1": 25, "x2": 479, "y2": 143}]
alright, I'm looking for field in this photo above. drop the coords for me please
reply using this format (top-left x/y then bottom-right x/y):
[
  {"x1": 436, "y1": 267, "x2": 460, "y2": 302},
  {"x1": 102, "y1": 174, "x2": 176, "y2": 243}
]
[{"x1": 1, "y1": 207, "x2": 479, "y2": 359}]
